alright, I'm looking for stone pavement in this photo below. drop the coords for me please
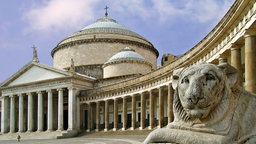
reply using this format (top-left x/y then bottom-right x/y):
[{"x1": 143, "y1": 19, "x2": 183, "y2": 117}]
[
  {"x1": 0, "y1": 129, "x2": 151, "y2": 144},
  {"x1": 0, "y1": 137, "x2": 143, "y2": 144}
]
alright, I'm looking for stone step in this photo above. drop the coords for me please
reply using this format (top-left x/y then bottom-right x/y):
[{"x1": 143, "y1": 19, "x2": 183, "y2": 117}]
[
  {"x1": 0, "y1": 131, "x2": 62, "y2": 140},
  {"x1": 81, "y1": 128, "x2": 153, "y2": 137}
]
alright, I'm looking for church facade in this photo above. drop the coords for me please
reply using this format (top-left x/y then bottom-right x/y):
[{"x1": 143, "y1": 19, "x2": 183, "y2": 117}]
[{"x1": 1, "y1": 0, "x2": 256, "y2": 139}]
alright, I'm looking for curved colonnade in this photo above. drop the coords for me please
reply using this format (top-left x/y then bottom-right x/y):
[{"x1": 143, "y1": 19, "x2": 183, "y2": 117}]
[{"x1": 80, "y1": 0, "x2": 256, "y2": 132}]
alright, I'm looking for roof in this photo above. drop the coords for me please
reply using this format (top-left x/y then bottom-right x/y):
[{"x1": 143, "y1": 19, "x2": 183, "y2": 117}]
[
  {"x1": 0, "y1": 61, "x2": 96, "y2": 87},
  {"x1": 69, "y1": 16, "x2": 146, "y2": 40}
]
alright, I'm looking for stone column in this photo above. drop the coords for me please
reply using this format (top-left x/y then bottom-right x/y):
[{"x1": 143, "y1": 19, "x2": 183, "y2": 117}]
[
  {"x1": 47, "y1": 90, "x2": 53, "y2": 131},
  {"x1": 158, "y1": 87, "x2": 164, "y2": 128},
  {"x1": 10, "y1": 95, "x2": 16, "y2": 133},
  {"x1": 167, "y1": 84, "x2": 174, "y2": 123},
  {"x1": 57, "y1": 89, "x2": 64, "y2": 131},
  {"x1": 131, "y1": 94, "x2": 136, "y2": 130},
  {"x1": 244, "y1": 33, "x2": 256, "y2": 93},
  {"x1": 231, "y1": 46, "x2": 242, "y2": 86},
  {"x1": 218, "y1": 57, "x2": 228, "y2": 64},
  {"x1": 18, "y1": 94, "x2": 24, "y2": 132},
  {"x1": 140, "y1": 92, "x2": 146, "y2": 130},
  {"x1": 68, "y1": 87, "x2": 77, "y2": 131},
  {"x1": 1, "y1": 96, "x2": 9, "y2": 133},
  {"x1": 86, "y1": 102, "x2": 91, "y2": 132},
  {"x1": 27, "y1": 92, "x2": 34, "y2": 132},
  {"x1": 113, "y1": 98, "x2": 118, "y2": 131},
  {"x1": 37, "y1": 91, "x2": 43, "y2": 131},
  {"x1": 122, "y1": 97, "x2": 127, "y2": 131},
  {"x1": 95, "y1": 101, "x2": 100, "y2": 132},
  {"x1": 149, "y1": 90, "x2": 155, "y2": 130},
  {"x1": 104, "y1": 100, "x2": 109, "y2": 131}
]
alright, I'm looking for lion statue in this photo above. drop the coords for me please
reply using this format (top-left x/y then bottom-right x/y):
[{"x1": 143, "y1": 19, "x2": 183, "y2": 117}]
[{"x1": 144, "y1": 63, "x2": 256, "y2": 144}]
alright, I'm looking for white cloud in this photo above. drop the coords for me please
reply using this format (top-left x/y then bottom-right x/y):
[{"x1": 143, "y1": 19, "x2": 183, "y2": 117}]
[
  {"x1": 111, "y1": 0, "x2": 234, "y2": 23},
  {"x1": 23, "y1": 0, "x2": 235, "y2": 32},
  {"x1": 23, "y1": 0, "x2": 100, "y2": 32}
]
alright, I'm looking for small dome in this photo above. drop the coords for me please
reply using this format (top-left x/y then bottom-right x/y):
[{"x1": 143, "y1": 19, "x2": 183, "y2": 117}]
[
  {"x1": 106, "y1": 47, "x2": 145, "y2": 64},
  {"x1": 103, "y1": 47, "x2": 153, "y2": 78}
]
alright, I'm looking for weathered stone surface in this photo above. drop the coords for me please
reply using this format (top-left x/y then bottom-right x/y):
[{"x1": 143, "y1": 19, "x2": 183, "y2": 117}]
[{"x1": 144, "y1": 63, "x2": 256, "y2": 144}]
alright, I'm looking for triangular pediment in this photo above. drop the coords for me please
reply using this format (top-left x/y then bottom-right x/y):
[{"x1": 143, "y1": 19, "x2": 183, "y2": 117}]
[{"x1": 1, "y1": 62, "x2": 71, "y2": 87}]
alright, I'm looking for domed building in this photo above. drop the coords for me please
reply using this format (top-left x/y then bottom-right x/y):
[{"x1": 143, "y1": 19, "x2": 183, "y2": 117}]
[
  {"x1": 51, "y1": 13, "x2": 158, "y2": 79},
  {"x1": 1, "y1": 0, "x2": 256, "y2": 140}
]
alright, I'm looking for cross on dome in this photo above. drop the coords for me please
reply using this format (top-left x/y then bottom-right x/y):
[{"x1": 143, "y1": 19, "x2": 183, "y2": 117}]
[{"x1": 104, "y1": 6, "x2": 109, "y2": 16}]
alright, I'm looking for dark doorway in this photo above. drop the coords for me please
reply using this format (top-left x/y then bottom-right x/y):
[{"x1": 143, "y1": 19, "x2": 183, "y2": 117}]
[
  {"x1": 146, "y1": 114, "x2": 150, "y2": 127},
  {"x1": 138, "y1": 112, "x2": 141, "y2": 122},
  {"x1": 127, "y1": 113, "x2": 132, "y2": 127},
  {"x1": 118, "y1": 115, "x2": 122, "y2": 123},
  {"x1": 84, "y1": 110, "x2": 88, "y2": 130},
  {"x1": 44, "y1": 113, "x2": 47, "y2": 131},
  {"x1": 63, "y1": 110, "x2": 68, "y2": 130}
]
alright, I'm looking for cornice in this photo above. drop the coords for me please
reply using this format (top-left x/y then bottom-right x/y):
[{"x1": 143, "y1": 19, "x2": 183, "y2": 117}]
[
  {"x1": 51, "y1": 38, "x2": 159, "y2": 58},
  {"x1": 103, "y1": 59, "x2": 153, "y2": 68}
]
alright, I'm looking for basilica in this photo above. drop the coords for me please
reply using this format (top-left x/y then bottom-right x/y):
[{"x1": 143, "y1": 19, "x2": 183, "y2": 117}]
[{"x1": 1, "y1": 0, "x2": 256, "y2": 139}]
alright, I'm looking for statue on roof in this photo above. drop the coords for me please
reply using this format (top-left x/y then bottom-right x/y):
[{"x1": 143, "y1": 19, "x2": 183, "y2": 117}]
[
  {"x1": 69, "y1": 58, "x2": 75, "y2": 74},
  {"x1": 32, "y1": 45, "x2": 39, "y2": 63}
]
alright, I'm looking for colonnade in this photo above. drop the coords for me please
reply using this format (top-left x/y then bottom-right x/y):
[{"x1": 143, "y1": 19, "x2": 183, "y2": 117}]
[
  {"x1": 218, "y1": 31, "x2": 256, "y2": 93},
  {"x1": 85, "y1": 84, "x2": 174, "y2": 132},
  {"x1": 1, "y1": 87, "x2": 78, "y2": 134}
]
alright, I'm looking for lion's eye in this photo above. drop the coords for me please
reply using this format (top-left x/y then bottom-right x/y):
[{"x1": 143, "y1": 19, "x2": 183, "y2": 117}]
[
  {"x1": 206, "y1": 73, "x2": 215, "y2": 81},
  {"x1": 181, "y1": 76, "x2": 189, "y2": 84}
]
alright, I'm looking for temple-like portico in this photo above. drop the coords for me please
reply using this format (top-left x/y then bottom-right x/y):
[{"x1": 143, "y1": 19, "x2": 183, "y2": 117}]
[{"x1": 0, "y1": 59, "x2": 95, "y2": 137}]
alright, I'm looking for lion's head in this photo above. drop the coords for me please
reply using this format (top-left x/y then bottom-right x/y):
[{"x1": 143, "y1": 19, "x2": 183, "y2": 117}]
[{"x1": 172, "y1": 63, "x2": 237, "y2": 122}]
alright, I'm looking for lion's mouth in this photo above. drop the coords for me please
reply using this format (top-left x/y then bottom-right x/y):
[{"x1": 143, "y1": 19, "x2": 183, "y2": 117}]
[
  {"x1": 184, "y1": 104, "x2": 211, "y2": 112},
  {"x1": 184, "y1": 104, "x2": 211, "y2": 119}
]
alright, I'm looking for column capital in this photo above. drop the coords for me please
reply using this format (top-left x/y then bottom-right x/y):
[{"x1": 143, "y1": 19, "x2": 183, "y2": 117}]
[
  {"x1": 57, "y1": 88, "x2": 64, "y2": 91},
  {"x1": 18, "y1": 93, "x2": 23, "y2": 97},
  {"x1": 36, "y1": 91, "x2": 42, "y2": 94},
  {"x1": 9, "y1": 95, "x2": 15, "y2": 98},
  {"x1": 46, "y1": 89, "x2": 52, "y2": 93},
  {"x1": 244, "y1": 29, "x2": 256, "y2": 37},
  {"x1": 157, "y1": 86, "x2": 163, "y2": 90},
  {"x1": 26, "y1": 92, "x2": 32, "y2": 96},
  {"x1": 68, "y1": 87, "x2": 77, "y2": 91},
  {"x1": 139, "y1": 91, "x2": 146, "y2": 95},
  {"x1": 123, "y1": 96, "x2": 128, "y2": 100},
  {"x1": 230, "y1": 43, "x2": 242, "y2": 49}
]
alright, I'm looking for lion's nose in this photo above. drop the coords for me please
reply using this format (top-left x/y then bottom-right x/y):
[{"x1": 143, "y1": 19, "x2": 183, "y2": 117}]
[
  {"x1": 189, "y1": 83, "x2": 202, "y2": 104},
  {"x1": 188, "y1": 95, "x2": 200, "y2": 104}
]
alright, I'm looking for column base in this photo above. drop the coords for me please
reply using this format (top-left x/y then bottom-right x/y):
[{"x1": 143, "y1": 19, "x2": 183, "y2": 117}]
[
  {"x1": 130, "y1": 127, "x2": 135, "y2": 130},
  {"x1": 86, "y1": 129, "x2": 90, "y2": 132},
  {"x1": 148, "y1": 126, "x2": 153, "y2": 130},
  {"x1": 46, "y1": 129, "x2": 53, "y2": 132},
  {"x1": 57, "y1": 129, "x2": 64, "y2": 132},
  {"x1": 95, "y1": 129, "x2": 99, "y2": 132},
  {"x1": 104, "y1": 128, "x2": 108, "y2": 132},
  {"x1": 113, "y1": 128, "x2": 117, "y2": 131},
  {"x1": 121, "y1": 128, "x2": 126, "y2": 131},
  {"x1": 139, "y1": 127, "x2": 144, "y2": 130}
]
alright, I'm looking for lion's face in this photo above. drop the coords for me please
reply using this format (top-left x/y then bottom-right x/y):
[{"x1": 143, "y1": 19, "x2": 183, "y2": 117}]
[{"x1": 176, "y1": 64, "x2": 226, "y2": 119}]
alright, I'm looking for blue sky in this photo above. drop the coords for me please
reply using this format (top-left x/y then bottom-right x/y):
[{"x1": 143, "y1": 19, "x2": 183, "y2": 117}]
[{"x1": 0, "y1": 0, "x2": 234, "y2": 82}]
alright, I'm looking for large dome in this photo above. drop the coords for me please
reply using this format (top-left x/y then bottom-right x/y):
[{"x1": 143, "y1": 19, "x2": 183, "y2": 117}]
[
  {"x1": 69, "y1": 16, "x2": 146, "y2": 40},
  {"x1": 51, "y1": 14, "x2": 158, "y2": 79}
]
